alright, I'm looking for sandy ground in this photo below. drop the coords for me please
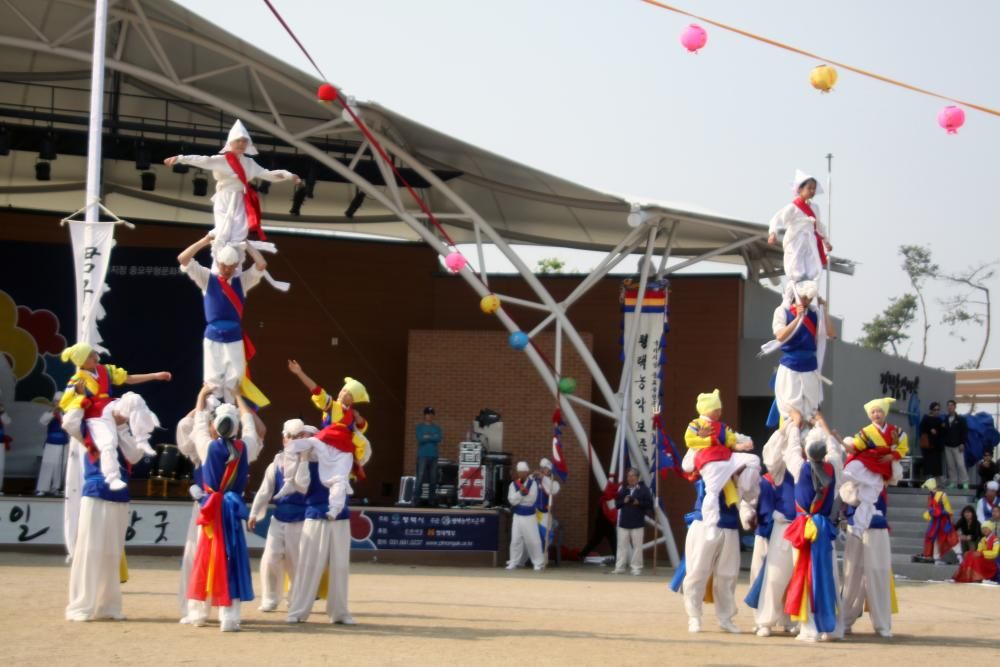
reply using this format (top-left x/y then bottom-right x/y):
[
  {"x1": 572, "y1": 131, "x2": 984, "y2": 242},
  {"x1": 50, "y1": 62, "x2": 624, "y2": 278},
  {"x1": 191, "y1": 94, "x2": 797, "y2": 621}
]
[{"x1": 0, "y1": 551, "x2": 995, "y2": 666}]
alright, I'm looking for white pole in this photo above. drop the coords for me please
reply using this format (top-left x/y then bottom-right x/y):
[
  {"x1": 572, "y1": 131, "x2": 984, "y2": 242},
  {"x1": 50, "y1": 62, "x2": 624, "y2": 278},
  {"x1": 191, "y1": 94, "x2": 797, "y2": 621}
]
[
  {"x1": 825, "y1": 153, "x2": 833, "y2": 308},
  {"x1": 79, "y1": 0, "x2": 108, "y2": 344}
]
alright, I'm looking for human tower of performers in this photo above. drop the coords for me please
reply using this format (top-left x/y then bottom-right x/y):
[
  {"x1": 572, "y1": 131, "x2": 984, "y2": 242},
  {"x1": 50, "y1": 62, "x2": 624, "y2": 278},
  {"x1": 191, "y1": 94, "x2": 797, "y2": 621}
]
[{"x1": 51, "y1": 122, "x2": 903, "y2": 639}]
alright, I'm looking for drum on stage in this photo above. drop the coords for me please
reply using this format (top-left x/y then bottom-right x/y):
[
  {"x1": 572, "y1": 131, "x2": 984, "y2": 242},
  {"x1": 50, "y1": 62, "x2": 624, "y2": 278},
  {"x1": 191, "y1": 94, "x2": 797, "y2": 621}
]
[{"x1": 154, "y1": 444, "x2": 181, "y2": 480}]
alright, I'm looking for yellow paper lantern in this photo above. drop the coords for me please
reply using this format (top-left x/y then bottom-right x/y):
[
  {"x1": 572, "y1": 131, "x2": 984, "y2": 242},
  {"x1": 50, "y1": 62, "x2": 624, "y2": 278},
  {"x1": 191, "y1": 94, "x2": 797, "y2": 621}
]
[
  {"x1": 810, "y1": 65, "x2": 838, "y2": 93},
  {"x1": 480, "y1": 294, "x2": 501, "y2": 314}
]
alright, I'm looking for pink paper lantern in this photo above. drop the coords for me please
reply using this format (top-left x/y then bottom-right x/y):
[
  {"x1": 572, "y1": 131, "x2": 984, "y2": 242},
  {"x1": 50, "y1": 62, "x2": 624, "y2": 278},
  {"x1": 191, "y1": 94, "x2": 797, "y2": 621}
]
[
  {"x1": 680, "y1": 24, "x2": 707, "y2": 54},
  {"x1": 445, "y1": 252, "x2": 467, "y2": 273},
  {"x1": 937, "y1": 105, "x2": 965, "y2": 134}
]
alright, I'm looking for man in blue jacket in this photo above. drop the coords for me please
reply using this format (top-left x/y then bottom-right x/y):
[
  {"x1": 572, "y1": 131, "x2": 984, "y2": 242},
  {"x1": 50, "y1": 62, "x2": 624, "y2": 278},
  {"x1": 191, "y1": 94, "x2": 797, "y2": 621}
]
[
  {"x1": 614, "y1": 468, "x2": 653, "y2": 575},
  {"x1": 415, "y1": 407, "x2": 442, "y2": 506}
]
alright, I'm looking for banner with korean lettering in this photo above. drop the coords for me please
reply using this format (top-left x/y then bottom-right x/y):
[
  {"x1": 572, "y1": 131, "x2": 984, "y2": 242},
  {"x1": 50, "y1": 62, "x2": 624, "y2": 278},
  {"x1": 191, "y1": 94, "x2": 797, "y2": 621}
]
[
  {"x1": 621, "y1": 279, "x2": 669, "y2": 469},
  {"x1": 365, "y1": 509, "x2": 499, "y2": 551},
  {"x1": 68, "y1": 220, "x2": 116, "y2": 353}
]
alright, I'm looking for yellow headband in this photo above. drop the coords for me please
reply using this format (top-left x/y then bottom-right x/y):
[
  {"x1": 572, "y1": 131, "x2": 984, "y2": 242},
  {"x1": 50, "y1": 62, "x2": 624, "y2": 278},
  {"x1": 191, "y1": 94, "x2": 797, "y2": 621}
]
[
  {"x1": 864, "y1": 397, "x2": 895, "y2": 418},
  {"x1": 696, "y1": 388, "x2": 722, "y2": 415},
  {"x1": 342, "y1": 376, "x2": 370, "y2": 404},
  {"x1": 60, "y1": 342, "x2": 93, "y2": 367}
]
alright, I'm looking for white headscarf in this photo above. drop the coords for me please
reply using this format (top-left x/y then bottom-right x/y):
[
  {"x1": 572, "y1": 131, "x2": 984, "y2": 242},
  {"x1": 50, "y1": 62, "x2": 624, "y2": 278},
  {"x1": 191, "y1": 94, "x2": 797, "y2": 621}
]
[
  {"x1": 792, "y1": 169, "x2": 823, "y2": 195},
  {"x1": 219, "y1": 119, "x2": 258, "y2": 156},
  {"x1": 213, "y1": 403, "x2": 240, "y2": 439}
]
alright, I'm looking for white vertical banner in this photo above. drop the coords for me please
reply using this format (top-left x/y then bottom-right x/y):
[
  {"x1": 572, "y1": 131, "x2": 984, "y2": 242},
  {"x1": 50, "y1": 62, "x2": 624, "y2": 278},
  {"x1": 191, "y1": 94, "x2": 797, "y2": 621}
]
[
  {"x1": 621, "y1": 279, "x2": 668, "y2": 468},
  {"x1": 68, "y1": 220, "x2": 116, "y2": 353}
]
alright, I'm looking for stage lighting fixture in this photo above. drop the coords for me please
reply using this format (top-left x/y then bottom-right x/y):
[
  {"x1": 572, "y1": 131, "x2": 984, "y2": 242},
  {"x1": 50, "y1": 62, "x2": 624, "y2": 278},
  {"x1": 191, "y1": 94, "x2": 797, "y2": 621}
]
[
  {"x1": 0, "y1": 126, "x2": 9, "y2": 156},
  {"x1": 192, "y1": 170, "x2": 208, "y2": 197},
  {"x1": 35, "y1": 161, "x2": 51, "y2": 181},
  {"x1": 344, "y1": 189, "x2": 366, "y2": 219},
  {"x1": 135, "y1": 141, "x2": 151, "y2": 170},
  {"x1": 38, "y1": 133, "x2": 56, "y2": 160},
  {"x1": 140, "y1": 171, "x2": 156, "y2": 192},
  {"x1": 290, "y1": 183, "x2": 307, "y2": 216},
  {"x1": 256, "y1": 179, "x2": 270, "y2": 195}
]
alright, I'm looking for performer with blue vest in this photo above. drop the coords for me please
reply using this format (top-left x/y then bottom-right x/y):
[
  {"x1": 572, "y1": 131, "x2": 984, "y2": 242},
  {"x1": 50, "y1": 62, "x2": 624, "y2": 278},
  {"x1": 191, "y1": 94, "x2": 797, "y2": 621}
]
[
  {"x1": 841, "y1": 482, "x2": 897, "y2": 638},
  {"x1": 65, "y1": 411, "x2": 147, "y2": 621},
  {"x1": 748, "y1": 419, "x2": 799, "y2": 637},
  {"x1": 287, "y1": 434, "x2": 356, "y2": 625},
  {"x1": 248, "y1": 418, "x2": 310, "y2": 613},
  {"x1": 678, "y1": 479, "x2": 742, "y2": 634},
  {"x1": 178, "y1": 234, "x2": 270, "y2": 408},
  {"x1": 537, "y1": 458, "x2": 561, "y2": 565},
  {"x1": 761, "y1": 280, "x2": 836, "y2": 422},
  {"x1": 184, "y1": 387, "x2": 261, "y2": 632},
  {"x1": 35, "y1": 392, "x2": 69, "y2": 496},
  {"x1": 507, "y1": 461, "x2": 545, "y2": 570},
  {"x1": 785, "y1": 431, "x2": 844, "y2": 642}
]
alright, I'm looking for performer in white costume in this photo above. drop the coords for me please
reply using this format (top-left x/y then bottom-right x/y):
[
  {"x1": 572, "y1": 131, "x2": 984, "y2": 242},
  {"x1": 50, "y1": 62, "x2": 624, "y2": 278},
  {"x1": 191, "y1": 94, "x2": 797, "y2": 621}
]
[
  {"x1": 35, "y1": 393, "x2": 69, "y2": 496},
  {"x1": 767, "y1": 170, "x2": 832, "y2": 283},
  {"x1": 507, "y1": 461, "x2": 545, "y2": 570},
  {"x1": 248, "y1": 419, "x2": 309, "y2": 612},
  {"x1": 175, "y1": 410, "x2": 206, "y2": 621},
  {"x1": 537, "y1": 457, "x2": 561, "y2": 563}
]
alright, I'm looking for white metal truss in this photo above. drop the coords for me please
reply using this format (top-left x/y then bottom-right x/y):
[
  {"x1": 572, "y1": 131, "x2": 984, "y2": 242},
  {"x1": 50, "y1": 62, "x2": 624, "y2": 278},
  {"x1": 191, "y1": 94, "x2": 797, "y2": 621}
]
[{"x1": 0, "y1": 0, "x2": 855, "y2": 565}]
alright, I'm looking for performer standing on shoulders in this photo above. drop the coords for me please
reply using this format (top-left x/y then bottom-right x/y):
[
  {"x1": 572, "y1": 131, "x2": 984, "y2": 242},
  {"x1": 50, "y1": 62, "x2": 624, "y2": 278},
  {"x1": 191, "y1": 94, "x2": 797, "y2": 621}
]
[
  {"x1": 767, "y1": 170, "x2": 832, "y2": 284},
  {"x1": 184, "y1": 385, "x2": 261, "y2": 632},
  {"x1": 164, "y1": 120, "x2": 299, "y2": 259},
  {"x1": 179, "y1": 236, "x2": 270, "y2": 407},
  {"x1": 35, "y1": 392, "x2": 69, "y2": 496},
  {"x1": 507, "y1": 461, "x2": 545, "y2": 570}
]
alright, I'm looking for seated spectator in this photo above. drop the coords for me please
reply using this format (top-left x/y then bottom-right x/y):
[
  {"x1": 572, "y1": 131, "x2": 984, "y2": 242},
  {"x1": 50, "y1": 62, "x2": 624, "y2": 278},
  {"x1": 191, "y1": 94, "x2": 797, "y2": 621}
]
[
  {"x1": 955, "y1": 505, "x2": 982, "y2": 554},
  {"x1": 976, "y1": 451, "x2": 998, "y2": 499}
]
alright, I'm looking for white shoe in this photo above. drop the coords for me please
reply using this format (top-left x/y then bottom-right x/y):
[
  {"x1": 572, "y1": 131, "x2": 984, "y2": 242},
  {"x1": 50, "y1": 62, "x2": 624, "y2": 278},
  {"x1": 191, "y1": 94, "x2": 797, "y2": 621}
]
[
  {"x1": 505, "y1": 563, "x2": 518, "y2": 570},
  {"x1": 688, "y1": 618, "x2": 701, "y2": 633},
  {"x1": 819, "y1": 633, "x2": 831, "y2": 642},
  {"x1": 630, "y1": 570, "x2": 642, "y2": 576},
  {"x1": 756, "y1": 626, "x2": 771, "y2": 637},
  {"x1": 220, "y1": 621, "x2": 240, "y2": 632},
  {"x1": 67, "y1": 613, "x2": 90, "y2": 622},
  {"x1": 182, "y1": 615, "x2": 207, "y2": 628},
  {"x1": 258, "y1": 603, "x2": 277, "y2": 613},
  {"x1": 719, "y1": 621, "x2": 741, "y2": 634},
  {"x1": 934, "y1": 559, "x2": 946, "y2": 566},
  {"x1": 334, "y1": 616, "x2": 357, "y2": 625},
  {"x1": 876, "y1": 629, "x2": 893, "y2": 638},
  {"x1": 286, "y1": 617, "x2": 303, "y2": 624},
  {"x1": 533, "y1": 565, "x2": 545, "y2": 571},
  {"x1": 108, "y1": 479, "x2": 127, "y2": 491}
]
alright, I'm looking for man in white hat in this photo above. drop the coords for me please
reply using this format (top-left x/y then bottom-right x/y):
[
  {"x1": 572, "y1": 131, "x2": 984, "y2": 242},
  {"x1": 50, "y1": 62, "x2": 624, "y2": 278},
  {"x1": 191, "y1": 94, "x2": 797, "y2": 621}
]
[
  {"x1": 977, "y1": 480, "x2": 1000, "y2": 523},
  {"x1": 248, "y1": 418, "x2": 310, "y2": 612},
  {"x1": 165, "y1": 120, "x2": 300, "y2": 255},
  {"x1": 507, "y1": 461, "x2": 544, "y2": 570},
  {"x1": 35, "y1": 391, "x2": 69, "y2": 496},
  {"x1": 537, "y1": 458, "x2": 561, "y2": 563},
  {"x1": 767, "y1": 170, "x2": 832, "y2": 284},
  {"x1": 763, "y1": 280, "x2": 836, "y2": 422},
  {"x1": 178, "y1": 234, "x2": 270, "y2": 407}
]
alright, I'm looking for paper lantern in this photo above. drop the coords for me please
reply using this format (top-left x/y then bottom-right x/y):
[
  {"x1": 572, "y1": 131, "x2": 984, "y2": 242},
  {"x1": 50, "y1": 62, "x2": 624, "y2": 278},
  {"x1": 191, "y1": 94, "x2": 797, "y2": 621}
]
[
  {"x1": 317, "y1": 83, "x2": 339, "y2": 103},
  {"x1": 679, "y1": 24, "x2": 707, "y2": 53},
  {"x1": 810, "y1": 65, "x2": 838, "y2": 93},
  {"x1": 480, "y1": 294, "x2": 500, "y2": 314},
  {"x1": 445, "y1": 252, "x2": 467, "y2": 273},
  {"x1": 937, "y1": 106, "x2": 965, "y2": 134},
  {"x1": 558, "y1": 377, "x2": 577, "y2": 395},
  {"x1": 508, "y1": 331, "x2": 529, "y2": 351}
]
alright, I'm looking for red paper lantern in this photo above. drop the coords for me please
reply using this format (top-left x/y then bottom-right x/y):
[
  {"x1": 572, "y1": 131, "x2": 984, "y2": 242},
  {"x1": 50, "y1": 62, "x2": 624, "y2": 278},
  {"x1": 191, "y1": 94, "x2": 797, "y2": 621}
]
[{"x1": 317, "y1": 83, "x2": 339, "y2": 103}]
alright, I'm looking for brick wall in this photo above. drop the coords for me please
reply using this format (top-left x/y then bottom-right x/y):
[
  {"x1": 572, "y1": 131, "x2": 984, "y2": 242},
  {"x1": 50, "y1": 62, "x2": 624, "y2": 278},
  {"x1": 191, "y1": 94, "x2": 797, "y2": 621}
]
[{"x1": 403, "y1": 330, "x2": 593, "y2": 548}]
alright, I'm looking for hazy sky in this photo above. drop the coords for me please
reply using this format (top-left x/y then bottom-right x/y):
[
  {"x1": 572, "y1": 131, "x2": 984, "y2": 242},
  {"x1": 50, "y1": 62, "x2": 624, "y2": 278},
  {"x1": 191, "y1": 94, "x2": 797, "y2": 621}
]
[{"x1": 175, "y1": 0, "x2": 1000, "y2": 371}]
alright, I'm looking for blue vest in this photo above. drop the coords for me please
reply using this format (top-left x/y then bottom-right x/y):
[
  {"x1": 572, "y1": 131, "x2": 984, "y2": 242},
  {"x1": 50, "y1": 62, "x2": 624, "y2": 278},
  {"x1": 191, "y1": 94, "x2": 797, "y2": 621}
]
[
  {"x1": 46, "y1": 415, "x2": 69, "y2": 446},
  {"x1": 82, "y1": 449, "x2": 130, "y2": 503},
  {"x1": 203, "y1": 275, "x2": 245, "y2": 343},
  {"x1": 304, "y1": 461, "x2": 330, "y2": 520},
  {"x1": 774, "y1": 473, "x2": 797, "y2": 521},
  {"x1": 795, "y1": 462, "x2": 836, "y2": 518},
  {"x1": 199, "y1": 437, "x2": 249, "y2": 505},
  {"x1": 780, "y1": 309, "x2": 818, "y2": 372},
  {"x1": 272, "y1": 467, "x2": 307, "y2": 523},
  {"x1": 756, "y1": 478, "x2": 776, "y2": 538},
  {"x1": 512, "y1": 479, "x2": 536, "y2": 516},
  {"x1": 691, "y1": 479, "x2": 739, "y2": 530}
]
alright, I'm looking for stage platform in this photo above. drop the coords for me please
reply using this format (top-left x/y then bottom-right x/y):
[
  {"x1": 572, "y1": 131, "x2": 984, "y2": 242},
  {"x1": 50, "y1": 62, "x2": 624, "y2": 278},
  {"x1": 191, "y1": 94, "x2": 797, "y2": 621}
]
[{"x1": 0, "y1": 496, "x2": 512, "y2": 567}]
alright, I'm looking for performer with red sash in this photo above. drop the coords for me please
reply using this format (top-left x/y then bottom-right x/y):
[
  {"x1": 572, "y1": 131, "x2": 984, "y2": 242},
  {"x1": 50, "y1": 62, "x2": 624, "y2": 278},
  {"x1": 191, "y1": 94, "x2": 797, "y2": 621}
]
[
  {"x1": 179, "y1": 235, "x2": 270, "y2": 407},
  {"x1": 285, "y1": 361, "x2": 373, "y2": 517},
  {"x1": 784, "y1": 431, "x2": 843, "y2": 642},
  {"x1": 763, "y1": 280, "x2": 836, "y2": 422},
  {"x1": 184, "y1": 387, "x2": 261, "y2": 632},
  {"x1": 767, "y1": 170, "x2": 832, "y2": 283},
  {"x1": 953, "y1": 520, "x2": 1000, "y2": 583},
  {"x1": 841, "y1": 397, "x2": 908, "y2": 537},
  {"x1": 58, "y1": 342, "x2": 169, "y2": 492},
  {"x1": 920, "y1": 477, "x2": 961, "y2": 564},
  {"x1": 682, "y1": 389, "x2": 760, "y2": 541},
  {"x1": 164, "y1": 120, "x2": 299, "y2": 259}
]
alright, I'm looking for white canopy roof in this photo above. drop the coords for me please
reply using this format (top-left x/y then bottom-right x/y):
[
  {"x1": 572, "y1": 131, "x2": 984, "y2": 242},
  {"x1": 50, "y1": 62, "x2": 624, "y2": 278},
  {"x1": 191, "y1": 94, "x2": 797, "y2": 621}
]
[{"x1": 0, "y1": 0, "x2": 851, "y2": 276}]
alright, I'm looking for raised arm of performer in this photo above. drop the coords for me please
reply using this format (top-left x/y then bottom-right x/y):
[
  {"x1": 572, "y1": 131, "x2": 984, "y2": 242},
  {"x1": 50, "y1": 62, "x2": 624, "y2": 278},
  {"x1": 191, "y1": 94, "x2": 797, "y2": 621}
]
[
  {"x1": 234, "y1": 393, "x2": 263, "y2": 463},
  {"x1": 177, "y1": 234, "x2": 213, "y2": 269},
  {"x1": 244, "y1": 240, "x2": 268, "y2": 272},
  {"x1": 772, "y1": 305, "x2": 805, "y2": 343},
  {"x1": 818, "y1": 297, "x2": 838, "y2": 339},
  {"x1": 192, "y1": 384, "x2": 215, "y2": 465},
  {"x1": 288, "y1": 360, "x2": 318, "y2": 392}
]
